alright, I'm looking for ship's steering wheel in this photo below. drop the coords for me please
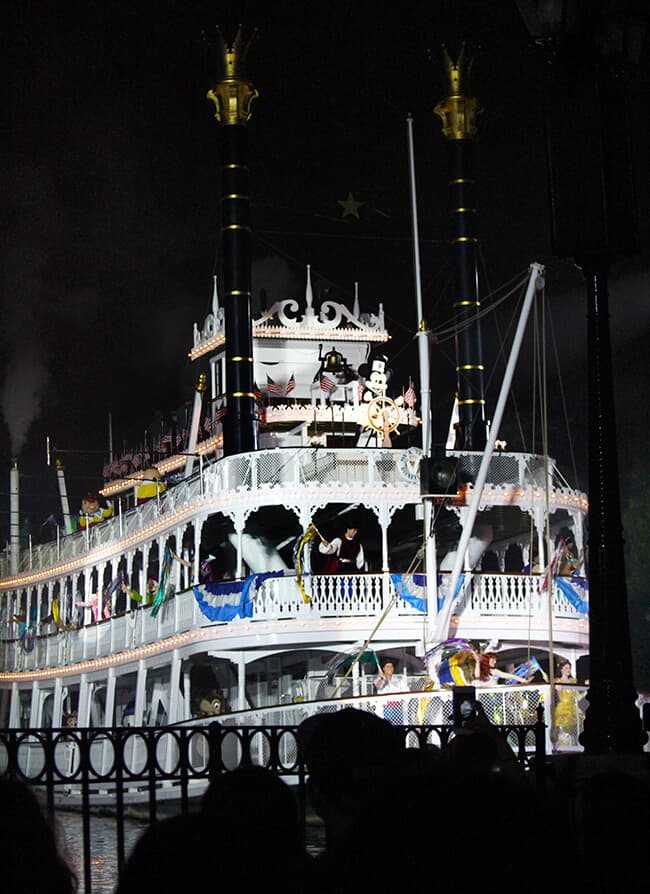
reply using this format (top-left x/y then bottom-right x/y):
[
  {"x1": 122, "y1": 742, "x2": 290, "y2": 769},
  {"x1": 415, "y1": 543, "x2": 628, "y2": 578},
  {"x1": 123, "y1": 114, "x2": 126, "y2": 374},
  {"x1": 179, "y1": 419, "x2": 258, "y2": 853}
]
[{"x1": 366, "y1": 396, "x2": 400, "y2": 433}]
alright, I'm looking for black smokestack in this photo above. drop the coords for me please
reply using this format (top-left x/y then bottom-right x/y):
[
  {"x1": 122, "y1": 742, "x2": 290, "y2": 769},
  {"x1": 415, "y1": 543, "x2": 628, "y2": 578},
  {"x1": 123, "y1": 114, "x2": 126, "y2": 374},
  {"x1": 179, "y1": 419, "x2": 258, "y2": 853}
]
[
  {"x1": 434, "y1": 46, "x2": 488, "y2": 451},
  {"x1": 207, "y1": 27, "x2": 259, "y2": 456}
]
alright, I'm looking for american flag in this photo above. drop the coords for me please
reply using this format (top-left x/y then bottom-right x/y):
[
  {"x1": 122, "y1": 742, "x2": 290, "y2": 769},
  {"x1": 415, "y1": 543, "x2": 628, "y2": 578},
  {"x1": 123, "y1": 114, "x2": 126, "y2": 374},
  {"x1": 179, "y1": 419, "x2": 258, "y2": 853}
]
[
  {"x1": 285, "y1": 373, "x2": 296, "y2": 395},
  {"x1": 203, "y1": 414, "x2": 212, "y2": 434},
  {"x1": 266, "y1": 375, "x2": 284, "y2": 397},
  {"x1": 404, "y1": 380, "x2": 417, "y2": 408},
  {"x1": 540, "y1": 539, "x2": 565, "y2": 592},
  {"x1": 253, "y1": 383, "x2": 262, "y2": 403},
  {"x1": 214, "y1": 402, "x2": 227, "y2": 422},
  {"x1": 320, "y1": 373, "x2": 338, "y2": 394}
]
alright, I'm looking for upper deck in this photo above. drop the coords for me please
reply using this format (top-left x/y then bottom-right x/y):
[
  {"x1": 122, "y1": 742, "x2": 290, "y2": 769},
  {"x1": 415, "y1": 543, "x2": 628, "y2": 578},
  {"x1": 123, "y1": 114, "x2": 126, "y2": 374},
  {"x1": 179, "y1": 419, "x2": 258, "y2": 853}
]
[
  {"x1": 0, "y1": 446, "x2": 586, "y2": 586},
  {"x1": 0, "y1": 445, "x2": 588, "y2": 683}
]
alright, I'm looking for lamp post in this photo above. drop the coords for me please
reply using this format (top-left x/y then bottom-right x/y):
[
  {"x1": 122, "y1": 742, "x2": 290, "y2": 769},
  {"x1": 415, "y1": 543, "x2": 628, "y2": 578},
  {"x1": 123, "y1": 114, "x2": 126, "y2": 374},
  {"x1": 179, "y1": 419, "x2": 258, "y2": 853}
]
[{"x1": 517, "y1": 0, "x2": 647, "y2": 753}]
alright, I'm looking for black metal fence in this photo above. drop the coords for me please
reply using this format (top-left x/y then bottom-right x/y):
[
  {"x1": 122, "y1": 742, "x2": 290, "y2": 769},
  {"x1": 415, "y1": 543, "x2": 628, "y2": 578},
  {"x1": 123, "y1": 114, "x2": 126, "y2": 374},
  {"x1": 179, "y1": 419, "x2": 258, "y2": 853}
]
[{"x1": 0, "y1": 710, "x2": 546, "y2": 893}]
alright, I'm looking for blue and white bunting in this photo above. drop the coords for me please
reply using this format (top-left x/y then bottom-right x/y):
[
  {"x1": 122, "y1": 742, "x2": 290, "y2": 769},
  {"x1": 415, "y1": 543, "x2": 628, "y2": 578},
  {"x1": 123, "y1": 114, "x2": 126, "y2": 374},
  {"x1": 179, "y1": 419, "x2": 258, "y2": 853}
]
[
  {"x1": 390, "y1": 573, "x2": 464, "y2": 612},
  {"x1": 555, "y1": 576, "x2": 589, "y2": 614},
  {"x1": 193, "y1": 571, "x2": 284, "y2": 622}
]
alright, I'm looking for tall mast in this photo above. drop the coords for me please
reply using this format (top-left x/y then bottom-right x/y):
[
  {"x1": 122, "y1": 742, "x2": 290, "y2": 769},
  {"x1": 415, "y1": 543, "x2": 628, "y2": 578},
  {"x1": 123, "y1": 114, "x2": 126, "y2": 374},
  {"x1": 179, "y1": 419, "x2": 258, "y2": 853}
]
[
  {"x1": 434, "y1": 46, "x2": 487, "y2": 451},
  {"x1": 207, "y1": 28, "x2": 259, "y2": 457},
  {"x1": 406, "y1": 115, "x2": 431, "y2": 457}
]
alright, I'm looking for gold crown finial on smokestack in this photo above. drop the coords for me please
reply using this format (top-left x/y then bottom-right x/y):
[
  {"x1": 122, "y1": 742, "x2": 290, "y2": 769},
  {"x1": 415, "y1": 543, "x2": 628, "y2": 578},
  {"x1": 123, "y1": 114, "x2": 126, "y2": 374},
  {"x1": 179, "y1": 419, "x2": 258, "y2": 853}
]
[
  {"x1": 207, "y1": 26, "x2": 259, "y2": 125},
  {"x1": 434, "y1": 44, "x2": 479, "y2": 140}
]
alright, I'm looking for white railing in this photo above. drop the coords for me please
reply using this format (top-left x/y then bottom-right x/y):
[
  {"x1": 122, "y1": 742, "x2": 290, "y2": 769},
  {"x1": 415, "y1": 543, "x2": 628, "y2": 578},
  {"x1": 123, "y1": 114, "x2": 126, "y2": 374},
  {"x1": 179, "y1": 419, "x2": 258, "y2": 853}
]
[
  {"x1": 1, "y1": 570, "x2": 587, "y2": 674},
  {"x1": 178, "y1": 684, "x2": 587, "y2": 758},
  {"x1": 0, "y1": 446, "x2": 588, "y2": 586},
  {"x1": 0, "y1": 448, "x2": 421, "y2": 584}
]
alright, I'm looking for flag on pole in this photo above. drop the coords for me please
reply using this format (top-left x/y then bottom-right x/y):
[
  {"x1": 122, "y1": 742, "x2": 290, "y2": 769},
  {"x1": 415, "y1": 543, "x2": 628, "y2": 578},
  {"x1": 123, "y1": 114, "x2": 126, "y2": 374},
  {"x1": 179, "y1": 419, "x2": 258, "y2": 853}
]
[
  {"x1": 404, "y1": 380, "x2": 417, "y2": 408},
  {"x1": 285, "y1": 373, "x2": 296, "y2": 395},
  {"x1": 320, "y1": 373, "x2": 338, "y2": 394},
  {"x1": 540, "y1": 539, "x2": 565, "y2": 592},
  {"x1": 266, "y1": 375, "x2": 284, "y2": 397}
]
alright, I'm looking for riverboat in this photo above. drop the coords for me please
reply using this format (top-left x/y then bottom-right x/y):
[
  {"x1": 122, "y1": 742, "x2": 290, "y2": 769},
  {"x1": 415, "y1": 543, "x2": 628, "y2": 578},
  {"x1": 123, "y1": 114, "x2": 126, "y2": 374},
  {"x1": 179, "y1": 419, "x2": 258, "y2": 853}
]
[{"x1": 0, "y1": 33, "x2": 593, "y2": 799}]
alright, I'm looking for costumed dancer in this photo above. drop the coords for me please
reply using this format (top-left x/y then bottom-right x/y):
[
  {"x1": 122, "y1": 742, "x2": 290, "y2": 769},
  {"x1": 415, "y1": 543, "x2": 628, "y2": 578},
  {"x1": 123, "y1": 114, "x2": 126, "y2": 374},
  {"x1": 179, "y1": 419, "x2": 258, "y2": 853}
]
[
  {"x1": 556, "y1": 528, "x2": 582, "y2": 576},
  {"x1": 374, "y1": 659, "x2": 404, "y2": 724},
  {"x1": 553, "y1": 658, "x2": 582, "y2": 746},
  {"x1": 318, "y1": 524, "x2": 365, "y2": 572},
  {"x1": 475, "y1": 651, "x2": 531, "y2": 685},
  {"x1": 136, "y1": 467, "x2": 167, "y2": 504},
  {"x1": 374, "y1": 659, "x2": 402, "y2": 694},
  {"x1": 75, "y1": 591, "x2": 111, "y2": 624},
  {"x1": 79, "y1": 493, "x2": 113, "y2": 529}
]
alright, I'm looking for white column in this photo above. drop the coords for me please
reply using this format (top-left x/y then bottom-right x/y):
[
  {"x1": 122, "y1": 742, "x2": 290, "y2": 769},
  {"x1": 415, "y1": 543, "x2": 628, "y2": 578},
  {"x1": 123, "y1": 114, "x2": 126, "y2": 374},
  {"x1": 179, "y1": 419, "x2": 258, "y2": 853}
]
[
  {"x1": 168, "y1": 651, "x2": 182, "y2": 724},
  {"x1": 183, "y1": 669, "x2": 192, "y2": 719},
  {"x1": 29, "y1": 681, "x2": 40, "y2": 728},
  {"x1": 55, "y1": 459, "x2": 73, "y2": 535},
  {"x1": 9, "y1": 682, "x2": 20, "y2": 727},
  {"x1": 134, "y1": 660, "x2": 147, "y2": 725},
  {"x1": 101, "y1": 669, "x2": 117, "y2": 773},
  {"x1": 104, "y1": 668, "x2": 116, "y2": 727},
  {"x1": 237, "y1": 653, "x2": 247, "y2": 711},
  {"x1": 52, "y1": 679, "x2": 64, "y2": 728},
  {"x1": 9, "y1": 463, "x2": 19, "y2": 576},
  {"x1": 77, "y1": 674, "x2": 91, "y2": 728},
  {"x1": 185, "y1": 375, "x2": 207, "y2": 477}
]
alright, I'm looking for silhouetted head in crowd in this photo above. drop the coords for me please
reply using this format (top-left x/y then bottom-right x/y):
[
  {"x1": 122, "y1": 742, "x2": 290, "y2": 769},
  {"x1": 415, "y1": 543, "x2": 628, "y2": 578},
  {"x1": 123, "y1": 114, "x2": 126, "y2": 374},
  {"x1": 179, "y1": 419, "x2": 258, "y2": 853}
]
[
  {"x1": 297, "y1": 708, "x2": 405, "y2": 849},
  {"x1": 118, "y1": 766, "x2": 308, "y2": 894},
  {"x1": 201, "y1": 764, "x2": 304, "y2": 860},
  {"x1": 0, "y1": 775, "x2": 77, "y2": 894}
]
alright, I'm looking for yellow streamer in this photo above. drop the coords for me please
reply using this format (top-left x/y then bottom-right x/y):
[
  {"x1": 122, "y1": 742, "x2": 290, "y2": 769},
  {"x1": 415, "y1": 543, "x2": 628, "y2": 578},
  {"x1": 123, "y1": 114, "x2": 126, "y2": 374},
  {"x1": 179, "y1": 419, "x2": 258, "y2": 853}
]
[
  {"x1": 295, "y1": 523, "x2": 322, "y2": 604},
  {"x1": 52, "y1": 597, "x2": 76, "y2": 632}
]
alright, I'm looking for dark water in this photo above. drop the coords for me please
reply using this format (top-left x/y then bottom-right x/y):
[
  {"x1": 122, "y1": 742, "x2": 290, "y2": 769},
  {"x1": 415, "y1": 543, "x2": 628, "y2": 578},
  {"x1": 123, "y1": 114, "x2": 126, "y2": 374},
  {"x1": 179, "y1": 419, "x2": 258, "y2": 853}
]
[
  {"x1": 56, "y1": 811, "x2": 145, "y2": 894},
  {"x1": 56, "y1": 810, "x2": 326, "y2": 893}
]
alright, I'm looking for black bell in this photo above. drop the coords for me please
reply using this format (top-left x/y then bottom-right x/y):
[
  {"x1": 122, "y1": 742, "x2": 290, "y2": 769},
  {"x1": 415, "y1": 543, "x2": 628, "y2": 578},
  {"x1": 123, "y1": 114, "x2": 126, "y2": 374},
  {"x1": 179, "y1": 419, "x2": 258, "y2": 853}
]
[{"x1": 320, "y1": 345, "x2": 345, "y2": 374}]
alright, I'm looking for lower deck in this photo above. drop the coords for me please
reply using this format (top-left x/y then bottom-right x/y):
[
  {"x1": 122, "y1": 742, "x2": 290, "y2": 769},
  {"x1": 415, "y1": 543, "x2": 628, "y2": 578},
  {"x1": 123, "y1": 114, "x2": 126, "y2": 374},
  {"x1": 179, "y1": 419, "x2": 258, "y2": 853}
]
[{"x1": 0, "y1": 568, "x2": 589, "y2": 731}]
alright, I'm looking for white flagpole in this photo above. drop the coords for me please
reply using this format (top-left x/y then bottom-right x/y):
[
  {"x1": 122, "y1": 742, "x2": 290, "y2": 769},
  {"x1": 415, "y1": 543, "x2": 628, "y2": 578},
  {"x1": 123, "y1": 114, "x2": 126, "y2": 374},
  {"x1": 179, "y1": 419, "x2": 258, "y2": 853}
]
[
  {"x1": 406, "y1": 115, "x2": 430, "y2": 457},
  {"x1": 432, "y1": 263, "x2": 545, "y2": 642},
  {"x1": 407, "y1": 115, "x2": 437, "y2": 639}
]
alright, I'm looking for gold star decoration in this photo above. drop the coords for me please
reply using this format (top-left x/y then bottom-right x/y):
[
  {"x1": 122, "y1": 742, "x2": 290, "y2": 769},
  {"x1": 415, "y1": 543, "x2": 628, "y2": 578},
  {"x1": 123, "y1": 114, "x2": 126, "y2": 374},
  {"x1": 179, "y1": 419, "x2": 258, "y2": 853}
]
[{"x1": 337, "y1": 192, "x2": 365, "y2": 219}]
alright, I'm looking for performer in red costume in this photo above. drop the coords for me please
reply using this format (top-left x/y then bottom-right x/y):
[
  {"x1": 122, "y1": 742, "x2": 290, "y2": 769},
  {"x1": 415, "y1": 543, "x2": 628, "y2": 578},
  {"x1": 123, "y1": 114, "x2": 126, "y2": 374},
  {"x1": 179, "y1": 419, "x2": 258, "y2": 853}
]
[{"x1": 318, "y1": 525, "x2": 365, "y2": 572}]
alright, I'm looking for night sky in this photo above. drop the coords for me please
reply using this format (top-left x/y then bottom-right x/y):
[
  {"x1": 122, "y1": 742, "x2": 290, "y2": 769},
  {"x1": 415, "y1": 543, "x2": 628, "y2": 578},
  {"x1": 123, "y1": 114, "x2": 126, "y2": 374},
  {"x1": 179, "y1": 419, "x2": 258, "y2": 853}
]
[{"x1": 3, "y1": 2, "x2": 650, "y2": 678}]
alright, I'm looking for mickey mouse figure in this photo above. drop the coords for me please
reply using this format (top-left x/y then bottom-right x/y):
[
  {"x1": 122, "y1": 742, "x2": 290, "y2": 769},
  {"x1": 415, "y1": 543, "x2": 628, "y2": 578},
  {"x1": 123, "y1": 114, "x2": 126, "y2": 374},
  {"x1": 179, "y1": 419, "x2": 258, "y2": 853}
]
[{"x1": 359, "y1": 353, "x2": 391, "y2": 402}]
